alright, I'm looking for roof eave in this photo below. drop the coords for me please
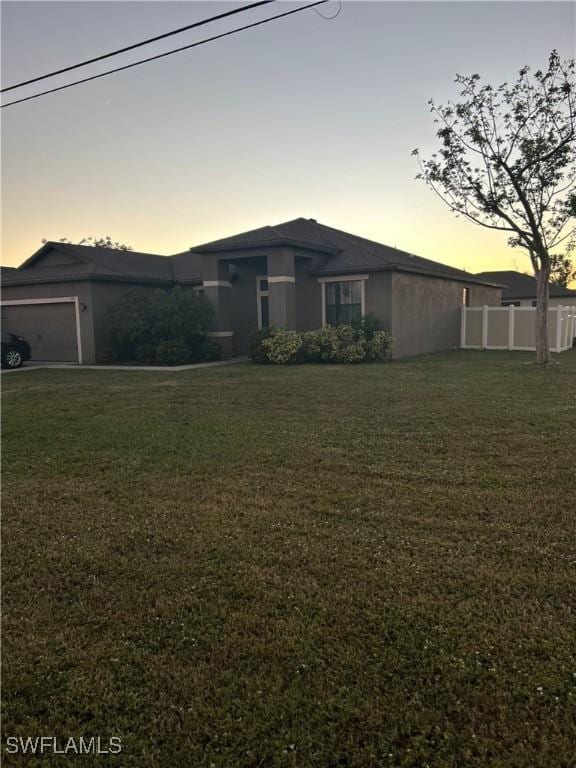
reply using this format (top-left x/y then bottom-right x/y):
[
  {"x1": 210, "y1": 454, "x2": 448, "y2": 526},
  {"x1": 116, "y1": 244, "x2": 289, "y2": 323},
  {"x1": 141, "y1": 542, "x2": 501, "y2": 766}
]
[
  {"x1": 1, "y1": 273, "x2": 175, "y2": 287},
  {"x1": 313, "y1": 263, "x2": 505, "y2": 287}
]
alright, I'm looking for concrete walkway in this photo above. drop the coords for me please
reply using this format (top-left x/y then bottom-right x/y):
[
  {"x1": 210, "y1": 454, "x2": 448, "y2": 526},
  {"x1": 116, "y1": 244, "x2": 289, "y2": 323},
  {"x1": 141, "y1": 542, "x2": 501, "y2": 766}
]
[{"x1": 1, "y1": 357, "x2": 250, "y2": 373}]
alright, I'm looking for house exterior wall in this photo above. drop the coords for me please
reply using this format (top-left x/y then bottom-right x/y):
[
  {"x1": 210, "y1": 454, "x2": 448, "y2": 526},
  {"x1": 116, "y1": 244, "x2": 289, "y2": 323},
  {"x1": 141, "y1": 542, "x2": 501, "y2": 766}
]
[
  {"x1": 221, "y1": 263, "x2": 500, "y2": 359},
  {"x1": 468, "y1": 284, "x2": 500, "y2": 306},
  {"x1": 0, "y1": 280, "x2": 96, "y2": 363},
  {"x1": 365, "y1": 271, "x2": 394, "y2": 330},
  {"x1": 295, "y1": 260, "x2": 322, "y2": 331},
  {"x1": 389, "y1": 272, "x2": 501, "y2": 358}
]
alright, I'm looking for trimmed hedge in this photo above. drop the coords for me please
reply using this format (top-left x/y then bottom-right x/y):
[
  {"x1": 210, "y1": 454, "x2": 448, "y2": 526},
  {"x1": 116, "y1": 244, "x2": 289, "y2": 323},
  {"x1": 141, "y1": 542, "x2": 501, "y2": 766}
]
[{"x1": 250, "y1": 320, "x2": 392, "y2": 365}]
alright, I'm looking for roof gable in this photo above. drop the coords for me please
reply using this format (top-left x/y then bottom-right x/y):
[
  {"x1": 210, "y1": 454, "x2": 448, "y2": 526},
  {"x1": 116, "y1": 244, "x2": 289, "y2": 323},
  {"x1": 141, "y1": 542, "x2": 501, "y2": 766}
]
[
  {"x1": 15, "y1": 242, "x2": 174, "y2": 283},
  {"x1": 19, "y1": 243, "x2": 91, "y2": 270}
]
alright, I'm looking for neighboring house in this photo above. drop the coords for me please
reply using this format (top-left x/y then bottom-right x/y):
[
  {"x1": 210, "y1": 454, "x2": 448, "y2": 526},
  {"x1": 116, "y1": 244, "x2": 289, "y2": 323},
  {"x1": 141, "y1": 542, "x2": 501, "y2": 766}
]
[
  {"x1": 1, "y1": 218, "x2": 502, "y2": 364},
  {"x1": 476, "y1": 270, "x2": 576, "y2": 307}
]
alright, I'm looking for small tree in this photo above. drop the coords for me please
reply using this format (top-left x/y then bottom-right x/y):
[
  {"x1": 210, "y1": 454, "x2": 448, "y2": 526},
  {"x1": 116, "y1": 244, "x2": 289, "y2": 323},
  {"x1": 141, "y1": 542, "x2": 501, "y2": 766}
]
[
  {"x1": 414, "y1": 51, "x2": 576, "y2": 363},
  {"x1": 42, "y1": 236, "x2": 132, "y2": 250}
]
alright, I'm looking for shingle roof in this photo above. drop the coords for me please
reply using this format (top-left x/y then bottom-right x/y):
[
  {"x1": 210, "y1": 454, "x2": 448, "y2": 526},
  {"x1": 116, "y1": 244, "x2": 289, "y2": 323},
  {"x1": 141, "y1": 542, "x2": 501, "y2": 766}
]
[
  {"x1": 170, "y1": 251, "x2": 203, "y2": 284},
  {"x1": 475, "y1": 270, "x2": 576, "y2": 300},
  {"x1": 5, "y1": 242, "x2": 174, "y2": 285},
  {"x1": 191, "y1": 218, "x2": 499, "y2": 285},
  {"x1": 3, "y1": 223, "x2": 508, "y2": 290}
]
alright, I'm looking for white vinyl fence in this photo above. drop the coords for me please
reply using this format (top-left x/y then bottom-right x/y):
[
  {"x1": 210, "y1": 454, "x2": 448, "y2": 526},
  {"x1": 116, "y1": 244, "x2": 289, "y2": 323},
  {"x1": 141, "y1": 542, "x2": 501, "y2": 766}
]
[{"x1": 461, "y1": 305, "x2": 576, "y2": 353}]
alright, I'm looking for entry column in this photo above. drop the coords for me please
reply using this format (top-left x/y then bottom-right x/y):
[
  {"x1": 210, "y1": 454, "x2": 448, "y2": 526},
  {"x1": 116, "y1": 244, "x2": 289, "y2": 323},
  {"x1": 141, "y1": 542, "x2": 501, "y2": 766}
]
[
  {"x1": 202, "y1": 254, "x2": 234, "y2": 357},
  {"x1": 267, "y1": 249, "x2": 296, "y2": 329}
]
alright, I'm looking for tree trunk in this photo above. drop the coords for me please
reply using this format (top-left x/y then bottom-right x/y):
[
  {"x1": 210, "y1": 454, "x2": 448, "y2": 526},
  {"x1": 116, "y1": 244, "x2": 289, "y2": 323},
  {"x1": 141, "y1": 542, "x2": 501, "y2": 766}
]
[{"x1": 535, "y1": 263, "x2": 551, "y2": 364}]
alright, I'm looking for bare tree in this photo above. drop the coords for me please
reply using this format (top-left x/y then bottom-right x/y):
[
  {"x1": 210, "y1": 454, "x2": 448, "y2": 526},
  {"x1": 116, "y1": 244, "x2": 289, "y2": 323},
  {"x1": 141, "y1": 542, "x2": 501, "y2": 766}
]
[{"x1": 414, "y1": 51, "x2": 576, "y2": 363}]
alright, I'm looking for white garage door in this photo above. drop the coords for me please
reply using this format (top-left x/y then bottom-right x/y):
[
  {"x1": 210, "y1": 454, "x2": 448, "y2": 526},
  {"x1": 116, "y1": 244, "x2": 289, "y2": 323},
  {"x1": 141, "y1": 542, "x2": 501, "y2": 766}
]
[{"x1": 2, "y1": 301, "x2": 79, "y2": 362}]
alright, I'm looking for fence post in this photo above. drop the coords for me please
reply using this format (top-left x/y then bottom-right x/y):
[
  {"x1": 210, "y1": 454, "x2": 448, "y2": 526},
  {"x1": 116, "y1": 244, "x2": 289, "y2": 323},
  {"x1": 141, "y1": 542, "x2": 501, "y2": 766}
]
[
  {"x1": 508, "y1": 305, "x2": 515, "y2": 350},
  {"x1": 481, "y1": 305, "x2": 488, "y2": 349},
  {"x1": 555, "y1": 306, "x2": 562, "y2": 353},
  {"x1": 460, "y1": 306, "x2": 467, "y2": 348}
]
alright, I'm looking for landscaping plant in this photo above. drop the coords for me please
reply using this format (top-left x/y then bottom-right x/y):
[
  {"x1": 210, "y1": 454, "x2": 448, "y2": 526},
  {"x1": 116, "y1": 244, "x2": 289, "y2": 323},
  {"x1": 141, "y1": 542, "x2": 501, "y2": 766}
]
[
  {"x1": 251, "y1": 320, "x2": 393, "y2": 364},
  {"x1": 102, "y1": 287, "x2": 220, "y2": 365}
]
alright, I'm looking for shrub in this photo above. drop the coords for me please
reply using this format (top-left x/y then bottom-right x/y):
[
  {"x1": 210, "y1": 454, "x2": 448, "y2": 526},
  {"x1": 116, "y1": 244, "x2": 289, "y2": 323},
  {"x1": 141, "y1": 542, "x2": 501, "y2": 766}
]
[
  {"x1": 351, "y1": 311, "x2": 381, "y2": 339},
  {"x1": 134, "y1": 343, "x2": 157, "y2": 365},
  {"x1": 261, "y1": 330, "x2": 303, "y2": 365},
  {"x1": 103, "y1": 287, "x2": 219, "y2": 365},
  {"x1": 249, "y1": 327, "x2": 274, "y2": 364},
  {"x1": 154, "y1": 341, "x2": 192, "y2": 366},
  {"x1": 300, "y1": 327, "x2": 338, "y2": 363},
  {"x1": 250, "y1": 322, "x2": 393, "y2": 365},
  {"x1": 365, "y1": 330, "x2": 393, "y2": 362}
]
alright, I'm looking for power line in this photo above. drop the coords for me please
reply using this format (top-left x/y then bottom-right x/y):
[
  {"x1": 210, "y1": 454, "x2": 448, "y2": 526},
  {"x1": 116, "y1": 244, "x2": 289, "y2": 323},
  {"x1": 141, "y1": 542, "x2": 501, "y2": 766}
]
[
  {"x1": 1, "y1": 0, "x2": 275, "y2": 93},
  {"x1": 1, "y1": 0, "x2": 330, "y2": 109},
  {"x1": 313, "y1": 0, "x2": 342, "y2": 20}
]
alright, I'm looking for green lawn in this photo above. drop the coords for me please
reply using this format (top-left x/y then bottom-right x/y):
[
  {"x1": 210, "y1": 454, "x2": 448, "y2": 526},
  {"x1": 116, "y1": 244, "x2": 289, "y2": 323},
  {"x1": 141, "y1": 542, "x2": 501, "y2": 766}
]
[{"x1": 2, "y1": 351, "x2": 576, "y2": 768}]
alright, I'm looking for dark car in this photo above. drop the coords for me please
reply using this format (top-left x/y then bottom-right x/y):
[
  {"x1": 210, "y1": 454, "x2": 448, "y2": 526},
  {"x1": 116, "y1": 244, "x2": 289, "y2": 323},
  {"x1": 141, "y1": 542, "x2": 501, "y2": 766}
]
[{"x1": 1, "y1": 332, "x2": 31, "y2": 369}]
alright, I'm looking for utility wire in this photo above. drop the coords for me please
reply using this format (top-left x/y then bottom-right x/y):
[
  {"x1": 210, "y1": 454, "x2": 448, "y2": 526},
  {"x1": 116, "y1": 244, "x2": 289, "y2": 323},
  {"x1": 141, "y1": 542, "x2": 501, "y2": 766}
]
[
  {"x1": 1, "y1": 0, "x2": 275, "y2": 93},
  {"x1": 313, "y1": 0, "x2": 342, "y2": 20},
  {"x1": 1, "y1": 0, "x2": 329, "y2": 109}
]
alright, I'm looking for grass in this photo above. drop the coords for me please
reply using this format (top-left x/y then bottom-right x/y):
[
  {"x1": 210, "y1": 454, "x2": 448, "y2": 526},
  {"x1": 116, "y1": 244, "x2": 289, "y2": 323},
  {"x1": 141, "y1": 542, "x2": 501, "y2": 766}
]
[{"x1": 2, "y1": 350, "x2": 576, "y2": 768}]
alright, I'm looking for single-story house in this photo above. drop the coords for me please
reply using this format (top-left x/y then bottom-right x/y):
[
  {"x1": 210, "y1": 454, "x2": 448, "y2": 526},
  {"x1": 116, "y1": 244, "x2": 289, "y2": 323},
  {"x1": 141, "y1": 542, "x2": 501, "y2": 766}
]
[
  {"x1": 476, "y1": 270, "x2": 576, "y2": 308},
  {"x1": 1, "y1": 218, "x2": 502, "y2": 363}
]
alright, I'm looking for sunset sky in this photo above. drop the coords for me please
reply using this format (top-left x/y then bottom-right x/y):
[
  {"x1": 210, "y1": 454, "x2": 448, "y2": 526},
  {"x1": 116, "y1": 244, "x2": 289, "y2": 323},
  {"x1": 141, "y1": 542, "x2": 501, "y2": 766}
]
[{"x1": 1, "y1": 1, "x2": 574, "y2": 274}]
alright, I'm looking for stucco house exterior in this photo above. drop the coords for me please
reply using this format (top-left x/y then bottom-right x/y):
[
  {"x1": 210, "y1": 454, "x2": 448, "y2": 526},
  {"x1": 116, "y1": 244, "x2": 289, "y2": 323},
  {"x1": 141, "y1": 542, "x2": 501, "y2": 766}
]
[
  {"x1": 1, "y1": 218, "x2": 502, "y2": 363},
  {"x1": 476, "y1": 270, "x2": 576, "y2": 308}
]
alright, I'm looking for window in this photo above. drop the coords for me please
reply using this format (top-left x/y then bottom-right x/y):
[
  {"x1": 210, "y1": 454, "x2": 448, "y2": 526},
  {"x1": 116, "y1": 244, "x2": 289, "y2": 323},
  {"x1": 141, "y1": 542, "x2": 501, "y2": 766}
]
[
  {"x1": 462, "y1": 287, "x2": 470, "y2": 307},
  {"x1": 325, "y1": 281, "x2": 363, "y2": 326},
  {"x1": 256, "y1": 275, "x2": 269, "y2": 329}
]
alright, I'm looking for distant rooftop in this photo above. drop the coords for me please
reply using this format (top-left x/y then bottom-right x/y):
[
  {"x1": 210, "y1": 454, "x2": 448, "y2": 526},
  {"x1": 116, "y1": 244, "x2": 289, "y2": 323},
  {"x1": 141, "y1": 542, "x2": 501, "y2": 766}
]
[{"x1": 476, "y1": 270, "x2": 576, "y2": 299}]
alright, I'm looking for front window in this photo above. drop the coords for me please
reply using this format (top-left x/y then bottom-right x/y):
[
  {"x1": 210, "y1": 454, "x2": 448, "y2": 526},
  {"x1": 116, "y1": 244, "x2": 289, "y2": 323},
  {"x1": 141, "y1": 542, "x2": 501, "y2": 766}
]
[
  {"x1": 325, "y1": 281, "x2": 362, "y2": 325},
  {"x1": 256, "y1": 275, "x2": 270, "y2": 329}
]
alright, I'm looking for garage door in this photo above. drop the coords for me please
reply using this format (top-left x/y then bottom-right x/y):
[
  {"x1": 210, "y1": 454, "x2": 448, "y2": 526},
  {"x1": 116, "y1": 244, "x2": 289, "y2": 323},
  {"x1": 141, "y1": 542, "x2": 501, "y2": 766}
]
[{"x1": 2, "y1": 302, "x2": 79, "y2": 362}]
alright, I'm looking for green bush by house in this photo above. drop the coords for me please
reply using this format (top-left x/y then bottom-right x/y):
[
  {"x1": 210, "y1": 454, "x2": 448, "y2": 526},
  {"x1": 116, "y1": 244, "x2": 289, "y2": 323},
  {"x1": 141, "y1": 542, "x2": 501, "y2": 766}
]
[
  {"x1": 102, "y1": 287, "x2": 221, "y2": 365},
  {"x1": 250, "y1": 318, "x2": 393, "y2": 364}
]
